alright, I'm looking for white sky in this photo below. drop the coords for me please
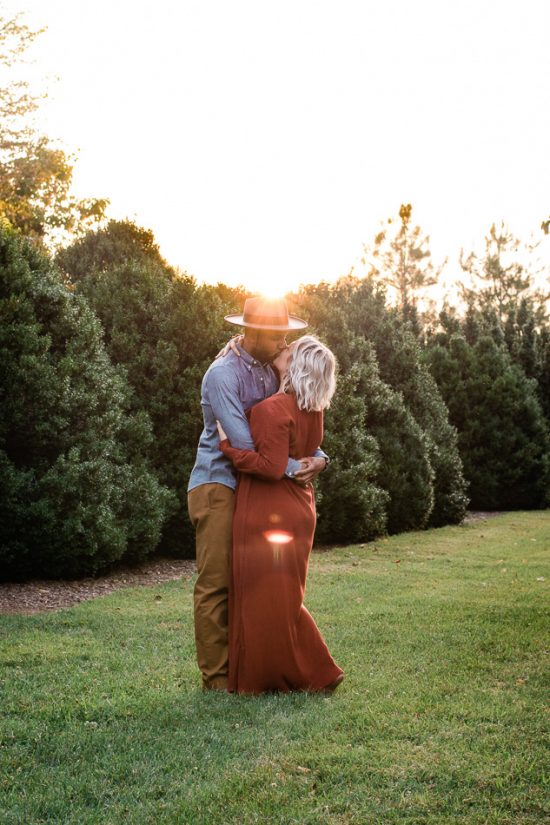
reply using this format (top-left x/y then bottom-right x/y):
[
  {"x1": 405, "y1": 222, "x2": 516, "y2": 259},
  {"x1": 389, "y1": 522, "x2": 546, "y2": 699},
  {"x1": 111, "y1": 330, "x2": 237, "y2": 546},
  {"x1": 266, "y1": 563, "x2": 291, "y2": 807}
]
[{"x1": 3, "y1": 0, "x2": 550, "y2": 297}]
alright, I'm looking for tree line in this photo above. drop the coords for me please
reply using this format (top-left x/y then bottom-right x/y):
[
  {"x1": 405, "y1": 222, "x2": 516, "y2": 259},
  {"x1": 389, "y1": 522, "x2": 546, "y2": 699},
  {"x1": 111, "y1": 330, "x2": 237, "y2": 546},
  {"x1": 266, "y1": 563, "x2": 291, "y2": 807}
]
[
  {"x1": 1, "y1": 210, "x2": 549, "y2": 580},
  {"x1": 0, "y1": 7, "x2": 549, "y2": 579}
]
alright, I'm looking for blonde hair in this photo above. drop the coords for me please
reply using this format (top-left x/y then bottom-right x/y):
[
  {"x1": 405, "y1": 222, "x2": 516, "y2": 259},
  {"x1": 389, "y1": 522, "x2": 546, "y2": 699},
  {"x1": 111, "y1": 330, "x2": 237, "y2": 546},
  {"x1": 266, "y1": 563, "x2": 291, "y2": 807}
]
[{"x1": 281, "y1": 335, "x2": 337, "y2": 411}]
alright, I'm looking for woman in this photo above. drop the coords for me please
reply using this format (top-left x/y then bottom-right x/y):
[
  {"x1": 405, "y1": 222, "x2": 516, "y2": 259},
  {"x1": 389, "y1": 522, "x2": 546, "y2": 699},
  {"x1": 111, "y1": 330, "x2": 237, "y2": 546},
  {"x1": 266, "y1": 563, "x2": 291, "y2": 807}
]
[{"x1": 216, "y1": 335, "x2": 344, "y2": 695}]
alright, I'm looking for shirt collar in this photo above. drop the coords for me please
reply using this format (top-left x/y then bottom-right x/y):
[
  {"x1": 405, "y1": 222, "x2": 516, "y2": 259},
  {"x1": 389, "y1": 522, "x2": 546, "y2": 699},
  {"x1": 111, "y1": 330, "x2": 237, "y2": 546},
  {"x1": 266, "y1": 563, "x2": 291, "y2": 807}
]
[{"x1": 236, "y1": 343, "x2": 273, "y2": 369}]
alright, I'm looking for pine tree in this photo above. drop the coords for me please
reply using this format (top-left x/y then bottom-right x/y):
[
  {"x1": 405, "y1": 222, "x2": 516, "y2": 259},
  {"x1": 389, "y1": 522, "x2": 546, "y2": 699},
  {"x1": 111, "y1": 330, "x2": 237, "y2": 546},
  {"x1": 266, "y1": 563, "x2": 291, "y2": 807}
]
[
  {"x1": 425, "y1": 333, "x2": 550, "y2": 509},
  {"x1": 361, "y1": 204, "x2": 445, "y2": 316},
  {"x1": 452, "y1": 292, "x2": 550, "y2": 434},
  {"x1": 459, "y1": 222, "x2": 548, "y2": 324}
]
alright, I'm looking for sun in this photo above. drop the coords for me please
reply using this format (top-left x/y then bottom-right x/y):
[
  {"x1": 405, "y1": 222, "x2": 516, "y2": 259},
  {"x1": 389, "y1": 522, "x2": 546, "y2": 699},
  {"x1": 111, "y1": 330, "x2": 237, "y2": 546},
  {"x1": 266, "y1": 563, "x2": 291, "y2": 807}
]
[
  {"x1": 232, "y1": 260, "x2": 302, "y2": 298},
  {"x1": 246, "y1": 274, "x2": 295, "y2": 300},
  {"x1": 255, "y1": 285, "x2": 287, "y2": 300}
]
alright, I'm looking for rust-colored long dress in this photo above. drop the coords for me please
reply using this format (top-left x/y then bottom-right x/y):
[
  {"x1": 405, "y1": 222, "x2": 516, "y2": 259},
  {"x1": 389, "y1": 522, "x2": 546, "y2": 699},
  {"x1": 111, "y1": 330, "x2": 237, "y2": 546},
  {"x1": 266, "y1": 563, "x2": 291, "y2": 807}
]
[{"x1": 219, "y1": 391, "x2": 343, "y2": 695}]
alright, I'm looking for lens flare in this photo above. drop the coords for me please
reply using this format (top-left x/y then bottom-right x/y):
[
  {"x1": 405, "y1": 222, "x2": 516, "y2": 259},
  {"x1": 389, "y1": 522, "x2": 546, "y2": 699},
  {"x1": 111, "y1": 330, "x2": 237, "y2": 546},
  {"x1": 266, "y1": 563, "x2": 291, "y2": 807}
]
[{"x1": 263, "y1": 530, "x2": 293, "y2": 545}]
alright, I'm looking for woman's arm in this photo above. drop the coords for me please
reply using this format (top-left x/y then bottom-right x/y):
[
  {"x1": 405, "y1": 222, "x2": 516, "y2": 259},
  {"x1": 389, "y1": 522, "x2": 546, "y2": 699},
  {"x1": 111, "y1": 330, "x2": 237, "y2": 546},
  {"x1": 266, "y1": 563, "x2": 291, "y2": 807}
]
[{"x1": 217, "y1": 401, "x2": 292, "y2": 481}]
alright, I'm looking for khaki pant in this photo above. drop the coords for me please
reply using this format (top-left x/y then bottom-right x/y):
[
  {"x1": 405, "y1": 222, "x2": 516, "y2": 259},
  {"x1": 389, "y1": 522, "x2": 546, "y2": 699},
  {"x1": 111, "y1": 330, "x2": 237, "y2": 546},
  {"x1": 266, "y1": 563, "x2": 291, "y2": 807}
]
[{"x1": 187, "y1": 483, "x2": 234, "y2": 690}]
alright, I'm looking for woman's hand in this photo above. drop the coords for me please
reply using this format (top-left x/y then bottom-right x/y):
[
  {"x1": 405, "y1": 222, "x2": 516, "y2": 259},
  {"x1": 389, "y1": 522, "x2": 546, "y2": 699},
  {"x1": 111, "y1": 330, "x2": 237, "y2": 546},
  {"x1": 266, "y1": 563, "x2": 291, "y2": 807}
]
[
  {"x1": 216, "y1": 420, "x2": 228, "y2": 441},
  {"x1": 215, "y1": 334, "x2": 244, "y2": 359}
]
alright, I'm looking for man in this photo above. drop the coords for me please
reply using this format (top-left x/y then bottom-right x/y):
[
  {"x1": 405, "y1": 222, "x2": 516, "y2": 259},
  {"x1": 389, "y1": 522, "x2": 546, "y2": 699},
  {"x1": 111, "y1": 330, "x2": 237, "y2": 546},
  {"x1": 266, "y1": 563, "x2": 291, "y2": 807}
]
[{"x1": 187, "y1": 296, "x2": 329, "y2": 691}]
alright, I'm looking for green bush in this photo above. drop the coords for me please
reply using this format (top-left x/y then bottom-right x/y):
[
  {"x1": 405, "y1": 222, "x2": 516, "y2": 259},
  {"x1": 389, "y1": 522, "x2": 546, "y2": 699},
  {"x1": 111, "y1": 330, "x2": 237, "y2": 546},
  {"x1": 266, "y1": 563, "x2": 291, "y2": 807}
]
[
  {"x1": 57, "y1": 220, "x2": 245, "y2": 556},
  {"x1": 0, "y1": 225, "x2": 172, "y2": 579}
]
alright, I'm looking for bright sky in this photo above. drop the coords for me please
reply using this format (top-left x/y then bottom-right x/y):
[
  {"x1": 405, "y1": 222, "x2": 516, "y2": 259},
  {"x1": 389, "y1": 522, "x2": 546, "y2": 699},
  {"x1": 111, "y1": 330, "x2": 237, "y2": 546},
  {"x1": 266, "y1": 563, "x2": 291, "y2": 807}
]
[{"x1": 3, "y1": 0, "x2": 550, "y2": 297}]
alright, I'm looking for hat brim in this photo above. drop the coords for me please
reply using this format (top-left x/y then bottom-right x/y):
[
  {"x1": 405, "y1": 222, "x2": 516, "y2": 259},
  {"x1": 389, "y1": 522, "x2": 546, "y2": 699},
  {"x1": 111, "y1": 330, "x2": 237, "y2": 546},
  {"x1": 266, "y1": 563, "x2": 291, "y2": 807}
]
[{"x1": 224, "y1": 313, "x2": 308, "y2": 331}]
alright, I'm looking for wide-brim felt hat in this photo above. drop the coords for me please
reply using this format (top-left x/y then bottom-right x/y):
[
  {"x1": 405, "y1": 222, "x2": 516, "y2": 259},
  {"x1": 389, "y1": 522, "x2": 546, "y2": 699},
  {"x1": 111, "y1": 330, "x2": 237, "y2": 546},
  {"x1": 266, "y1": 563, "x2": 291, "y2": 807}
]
[{"x1": 224, "y1": 296, "x2": 308, "y2": 331}]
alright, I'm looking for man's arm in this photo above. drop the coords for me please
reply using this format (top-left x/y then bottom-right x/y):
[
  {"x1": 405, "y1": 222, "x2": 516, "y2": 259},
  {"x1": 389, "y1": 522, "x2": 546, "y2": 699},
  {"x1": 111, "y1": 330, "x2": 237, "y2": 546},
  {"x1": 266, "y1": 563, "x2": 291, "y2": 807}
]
[
  {"x1": 207, "y1": 368, "x2": 255, "y2": 450},
  {"x1": 293, "y1": 454, "x2": 328, "y2": 484}
]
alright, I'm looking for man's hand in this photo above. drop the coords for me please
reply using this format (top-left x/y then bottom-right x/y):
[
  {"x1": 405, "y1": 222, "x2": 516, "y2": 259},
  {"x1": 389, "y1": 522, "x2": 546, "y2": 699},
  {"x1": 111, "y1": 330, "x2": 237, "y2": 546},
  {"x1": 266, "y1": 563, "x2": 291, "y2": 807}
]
[
  {"x1": 215, "y1": 334, "x2": 244, "y2": 359},
  {"x1": 293, "y1": 456, "x2": 327, "y2": 485}
]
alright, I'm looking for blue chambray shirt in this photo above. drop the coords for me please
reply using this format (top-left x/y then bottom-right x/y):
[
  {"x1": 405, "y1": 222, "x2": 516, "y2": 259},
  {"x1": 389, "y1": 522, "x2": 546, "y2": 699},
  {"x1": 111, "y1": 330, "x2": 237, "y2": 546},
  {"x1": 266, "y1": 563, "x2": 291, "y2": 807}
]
[{"x1": 188, "y1": 344, "x2": 324, "y2": 492}]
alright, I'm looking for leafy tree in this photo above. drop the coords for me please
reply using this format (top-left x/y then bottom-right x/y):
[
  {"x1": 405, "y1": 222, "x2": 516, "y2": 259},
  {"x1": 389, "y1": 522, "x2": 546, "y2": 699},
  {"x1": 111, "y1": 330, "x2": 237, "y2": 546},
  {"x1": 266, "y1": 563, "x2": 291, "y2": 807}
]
[
  {"x1": 55, "y1": 219, "x2": 171, "y2": 278},
  {"x1": 0, "y1": 10, "x2": 44, "y2": 149},
  {"x1": 0, "y1": 9, "x2": 107, "y2": 244},
  {"x1": 0, "y1": 224, "x2": 172, "y2": 579}
]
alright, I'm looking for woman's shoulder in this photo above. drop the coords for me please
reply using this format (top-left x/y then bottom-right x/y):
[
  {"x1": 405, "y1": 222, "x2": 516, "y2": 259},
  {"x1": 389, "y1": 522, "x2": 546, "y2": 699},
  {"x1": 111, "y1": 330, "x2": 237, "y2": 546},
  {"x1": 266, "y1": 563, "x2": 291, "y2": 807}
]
[
  {"x1": 260, "y1": 392, "x2": 322, "y2": 420},
  {"x1": 253, "y1": 392, "x2": 294, "y2": 416}
]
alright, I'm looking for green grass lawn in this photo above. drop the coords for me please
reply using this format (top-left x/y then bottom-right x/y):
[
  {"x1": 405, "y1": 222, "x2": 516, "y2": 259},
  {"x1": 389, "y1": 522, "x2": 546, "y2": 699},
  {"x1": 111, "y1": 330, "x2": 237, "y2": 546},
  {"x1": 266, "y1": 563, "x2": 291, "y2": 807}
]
[{"x1": 1, "y1": 512, "x2": 549, "y2": 824}]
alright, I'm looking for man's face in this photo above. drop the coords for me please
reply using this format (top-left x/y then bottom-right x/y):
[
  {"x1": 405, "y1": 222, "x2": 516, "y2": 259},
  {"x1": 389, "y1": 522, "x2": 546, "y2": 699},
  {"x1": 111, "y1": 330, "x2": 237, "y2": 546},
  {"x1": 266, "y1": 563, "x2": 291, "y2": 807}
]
[
  {"x1": 273, "y1": 340, "x2": 296, "y2": 374},
  {"x1": 251, "y1": 329, "x2": 288, "y2": 363}
]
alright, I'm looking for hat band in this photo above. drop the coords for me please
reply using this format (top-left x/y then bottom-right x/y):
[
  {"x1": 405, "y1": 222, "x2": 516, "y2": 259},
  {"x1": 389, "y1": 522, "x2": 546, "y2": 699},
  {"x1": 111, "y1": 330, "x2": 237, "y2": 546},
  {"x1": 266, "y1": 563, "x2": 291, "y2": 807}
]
[{"x1": 243, "y1": 312, "x2": 289, "y2": 327}]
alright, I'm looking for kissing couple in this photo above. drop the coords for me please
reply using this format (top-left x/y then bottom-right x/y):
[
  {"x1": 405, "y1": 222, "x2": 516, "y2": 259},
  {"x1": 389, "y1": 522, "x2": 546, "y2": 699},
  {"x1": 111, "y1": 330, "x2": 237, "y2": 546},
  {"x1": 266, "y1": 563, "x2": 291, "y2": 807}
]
[{"x1": 187, "y1": 296, "x2": 344, "y2": 695}]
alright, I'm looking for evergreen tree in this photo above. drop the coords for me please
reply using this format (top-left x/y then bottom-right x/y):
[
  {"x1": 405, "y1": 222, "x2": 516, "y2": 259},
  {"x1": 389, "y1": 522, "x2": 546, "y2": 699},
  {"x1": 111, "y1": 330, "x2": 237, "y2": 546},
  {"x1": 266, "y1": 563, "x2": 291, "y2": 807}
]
[
  {"x1": 0, "y1": 224, "x2": 172, "y2": 579},
  {"x1": 538, "y1": 327, "x2": 550, "y2": 424},
  {"x1": 294, "y1": 286, "x2": 436, "y2": 534},
  {"x1": 361, "y1": 204, "x2": 445, "y2": 319},
  {"x1": 341, "y1": 278, "x2": 468, "y2": 525},
  {"x1": 425, "y1": 333, "x2": 550, "y2": 509},
  {"x1": 516, "y1": 299, "x2": 540, "y2": 379},
  {"x1": 296, "y1": 277, "x2": 468, "y2": 529},
  {"x1": 444, "y1": 292, "x2": 550, "y2": 435},
  {"x1": 364, "y1": 363, "x2": 435, "y2": 533},
  {"x1": 57, "y1": 221, "x2": 243, "y2": 555},
  {"x1": 459, "y1": 222, "x2": 548, "y2": 325},
  {"x1": 315, "y1": 363, "x2": 388, "y2": 544}
]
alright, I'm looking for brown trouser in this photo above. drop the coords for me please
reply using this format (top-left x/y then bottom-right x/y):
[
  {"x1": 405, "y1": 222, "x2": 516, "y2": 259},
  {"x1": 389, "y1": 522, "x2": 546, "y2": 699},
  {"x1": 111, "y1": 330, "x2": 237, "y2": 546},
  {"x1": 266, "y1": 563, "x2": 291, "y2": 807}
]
[{"x1": 187, "y1": 483, "x2": 234, "y2": 690}]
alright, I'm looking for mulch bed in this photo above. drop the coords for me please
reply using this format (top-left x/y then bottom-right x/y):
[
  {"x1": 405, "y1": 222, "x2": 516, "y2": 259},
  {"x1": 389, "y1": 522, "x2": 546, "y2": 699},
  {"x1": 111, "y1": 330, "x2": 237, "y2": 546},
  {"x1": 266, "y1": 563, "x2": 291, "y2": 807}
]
[
  {"x1": 0, "y1": 512, "x2": 505, "y2": 615},
  {"x1": 462, "y1": 511, "x2": 504, "y2": 523},
  {"x1": 0, "y1": 557, "x2": 196, "y2": 616}
]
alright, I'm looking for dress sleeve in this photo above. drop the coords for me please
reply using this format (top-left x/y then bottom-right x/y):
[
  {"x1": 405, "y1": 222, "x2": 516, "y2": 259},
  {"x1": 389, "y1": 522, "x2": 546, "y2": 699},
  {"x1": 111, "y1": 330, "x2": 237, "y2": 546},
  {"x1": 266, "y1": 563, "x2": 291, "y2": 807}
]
[{"x1": 219, "y1": 400, "x2": 291, "y2": 480}]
